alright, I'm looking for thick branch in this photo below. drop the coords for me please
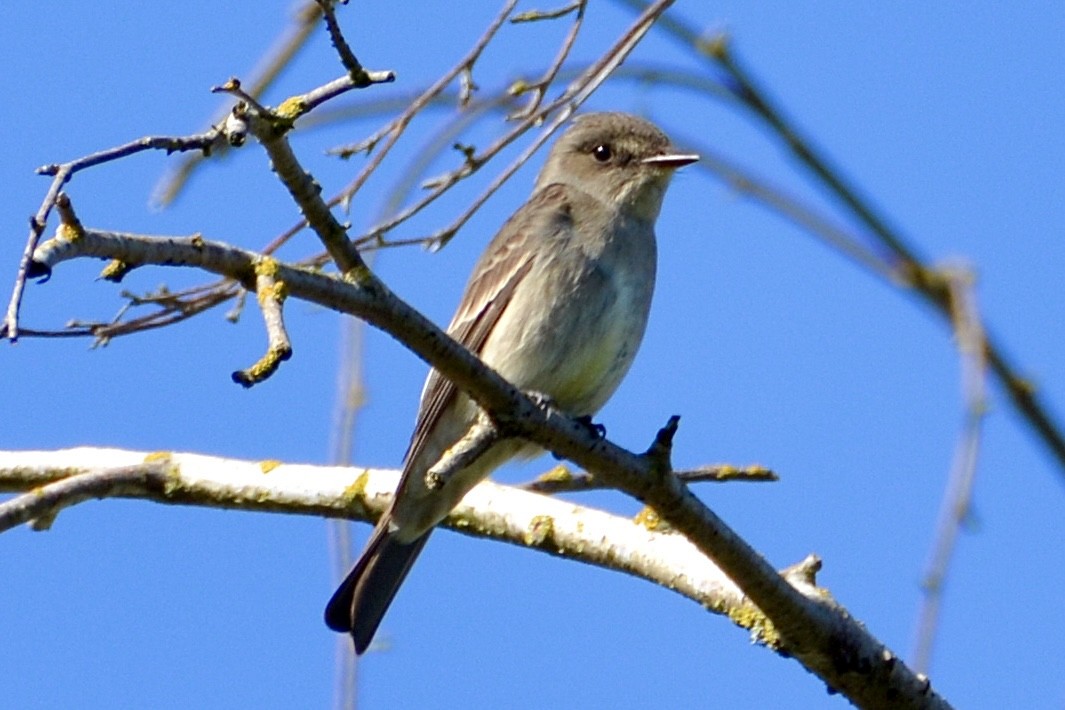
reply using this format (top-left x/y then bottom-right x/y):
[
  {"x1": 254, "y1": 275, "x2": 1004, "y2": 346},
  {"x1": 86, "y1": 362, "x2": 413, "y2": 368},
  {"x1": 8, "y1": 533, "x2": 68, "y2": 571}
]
[{"x1": 0, "y1": 447, "x2": 859, "y2": 657}]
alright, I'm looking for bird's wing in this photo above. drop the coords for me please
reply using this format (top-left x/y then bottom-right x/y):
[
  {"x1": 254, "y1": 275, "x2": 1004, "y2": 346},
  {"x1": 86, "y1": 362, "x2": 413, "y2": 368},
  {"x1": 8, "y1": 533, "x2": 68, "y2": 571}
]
[{"x1": 397, "y1": 184, "x2": 571, "y2": 481}]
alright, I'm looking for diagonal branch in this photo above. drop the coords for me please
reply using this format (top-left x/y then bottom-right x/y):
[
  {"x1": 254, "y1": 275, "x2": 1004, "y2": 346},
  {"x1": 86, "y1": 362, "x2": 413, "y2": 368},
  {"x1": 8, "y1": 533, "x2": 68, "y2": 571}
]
[
  {"x1": 26, "y1": 225, "x2": 952, "y2": 709},
  {"x1": 613, "y1": 0, "x2": 1065, "y2": 482}
]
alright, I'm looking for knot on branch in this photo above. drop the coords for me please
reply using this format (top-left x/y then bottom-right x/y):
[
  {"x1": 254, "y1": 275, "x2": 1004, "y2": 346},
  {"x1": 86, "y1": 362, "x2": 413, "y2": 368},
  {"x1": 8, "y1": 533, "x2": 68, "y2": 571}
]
[
  {"x1": 55, "y1": 193, "x2": 85, "y2": 242},
  {"x1": 643, "y1": 414, "x2": 680, "y2": 475}
]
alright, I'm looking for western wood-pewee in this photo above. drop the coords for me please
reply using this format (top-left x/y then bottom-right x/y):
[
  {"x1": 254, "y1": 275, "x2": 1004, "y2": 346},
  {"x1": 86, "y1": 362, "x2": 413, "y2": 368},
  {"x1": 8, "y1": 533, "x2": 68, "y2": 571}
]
[{"x1": 325, "y1": 112, "x2": 697, "y2": 653}]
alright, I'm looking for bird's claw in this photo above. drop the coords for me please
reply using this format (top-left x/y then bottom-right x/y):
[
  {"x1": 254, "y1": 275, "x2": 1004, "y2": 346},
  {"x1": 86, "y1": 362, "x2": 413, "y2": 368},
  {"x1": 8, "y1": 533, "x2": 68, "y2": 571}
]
[
  {"x1": 525, "y1": 390, "x2": 558, "y2": 411},
  {"x1": 575, "y1": 415, "x2": 607, "y2": 439}
]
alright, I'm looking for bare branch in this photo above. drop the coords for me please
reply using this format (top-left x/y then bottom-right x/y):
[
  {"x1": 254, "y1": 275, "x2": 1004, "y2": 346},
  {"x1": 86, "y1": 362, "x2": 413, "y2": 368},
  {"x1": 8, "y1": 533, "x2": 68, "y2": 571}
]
[
  {"x1": 425, "y1": 415, "x2": 503, "y2": 491},
  {"x1": 209, "y1": 82, "x2": 368, "y2": 275},
  {"x1": 616, "y1": 0, "x2": 1065, "y2": 480},
  {"x1": 25, "y1": 186, "x2": 953, "y2": 706},
  {"x1": 152, "y1": 0, "x2": 330, "y2": 206},
  {"x1": 0, "y1": 461, "x2": 175, "y2": 533},
  {"x1": 0, "y1": 446, "x2": 753, "y2": 619},
  {"x1": 679, "y1": 137, "x2": 896, "y2": 281},
  {"x1": 0, "y1": 445, "x2": 940, "y2": 710},
  {"x1": 508, "y1": 1, "x2": 587, "y2": 120},
  {"x1": 4, "y1": 130, "x2": 222, "y2": 342},
  {"x1": 232, "y1": 259, "x2": 294, "y2": 387},
  {"x1": 314, "y1": 0, "x2": 364, "y2": 80},
  {"x1": 523, "y1": 463, "x2": 777, "y2": 494},
  {"x1": 912, "y1": 267, "x2": 988, "y2": 673}
]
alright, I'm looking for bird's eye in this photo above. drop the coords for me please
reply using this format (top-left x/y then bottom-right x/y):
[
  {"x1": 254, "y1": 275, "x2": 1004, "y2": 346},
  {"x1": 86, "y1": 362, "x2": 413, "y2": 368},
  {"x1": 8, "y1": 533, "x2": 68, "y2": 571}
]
[{"x1": 592, "y1": 144, "x2": 612, "y2": 162}]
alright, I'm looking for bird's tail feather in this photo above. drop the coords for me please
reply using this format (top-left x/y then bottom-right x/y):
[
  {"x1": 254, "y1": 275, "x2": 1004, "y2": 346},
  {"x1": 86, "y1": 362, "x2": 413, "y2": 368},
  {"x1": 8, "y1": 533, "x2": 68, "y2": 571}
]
[{"x1": 324, "y1": 521, "x2": 431, "y2": 655}]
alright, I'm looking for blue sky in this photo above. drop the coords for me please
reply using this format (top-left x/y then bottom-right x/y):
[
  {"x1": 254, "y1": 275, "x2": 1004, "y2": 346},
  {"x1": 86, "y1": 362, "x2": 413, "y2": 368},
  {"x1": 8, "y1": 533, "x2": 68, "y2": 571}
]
[{"x1": 3, "y1": 2, "x2": 1064, "y2": 708}]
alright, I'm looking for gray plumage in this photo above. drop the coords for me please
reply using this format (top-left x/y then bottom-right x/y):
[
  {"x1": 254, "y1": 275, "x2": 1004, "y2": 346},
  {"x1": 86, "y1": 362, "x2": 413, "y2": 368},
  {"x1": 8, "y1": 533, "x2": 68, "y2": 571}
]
[{"x1": 325, "y1": 112, "x2": 697, "y2": 653}]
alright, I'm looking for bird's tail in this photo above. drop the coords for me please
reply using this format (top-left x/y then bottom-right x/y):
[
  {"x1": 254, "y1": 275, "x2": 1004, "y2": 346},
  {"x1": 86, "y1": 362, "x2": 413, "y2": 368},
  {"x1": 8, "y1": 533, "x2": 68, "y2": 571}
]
[{"x1": 324, "y1": 519, "x2": 431, "y2": 654}]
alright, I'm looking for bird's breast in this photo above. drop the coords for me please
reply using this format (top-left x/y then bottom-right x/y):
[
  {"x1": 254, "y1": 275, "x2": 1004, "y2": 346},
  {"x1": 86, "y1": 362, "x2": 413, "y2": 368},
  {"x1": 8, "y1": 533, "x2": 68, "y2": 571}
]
[{"x1": 482, "y1": 223, "x2": 656, "y2": 417}]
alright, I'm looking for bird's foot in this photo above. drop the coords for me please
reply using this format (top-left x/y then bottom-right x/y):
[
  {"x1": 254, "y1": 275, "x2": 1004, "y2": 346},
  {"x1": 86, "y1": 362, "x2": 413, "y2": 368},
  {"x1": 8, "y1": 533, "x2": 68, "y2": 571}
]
[
  {"x1": 548, "y1": 415, "x2": 607, "y2": 461},
  {"x1": 574, "y1": 415, "x2": 607, "y2": 440},
  {"x1": 524, "y1": 390, "x2": 558, "y2": 411}
]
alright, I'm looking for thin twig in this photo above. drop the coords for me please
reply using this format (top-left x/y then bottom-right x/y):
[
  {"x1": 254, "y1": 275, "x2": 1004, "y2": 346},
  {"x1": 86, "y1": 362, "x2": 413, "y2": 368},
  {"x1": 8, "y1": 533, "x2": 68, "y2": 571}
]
[
  {"x1": 426, "y1": 416, "x2": 503, "y2": 491},
  {"x1": 912, "y1": 267, "x2": 987, "y2": 673},
  {"x1": 314, "y1": 0, "x2": 363, "y2": 78},
  {"x1": 3, "y1": 130, "x2": 221, "y2": 342},
  {"x1": 679, "y1": 136, "x2": 896, "y2": 281},
  {"x1": 386, "y1": 0, "x2": 677, "y2": 250},
  {"x1": 614, "y1": 0, "x2": 1065, "y2": 480},
  {"x1": 232, "y1": 260, "x2": 293, "y2": 387},
  {"x1": 522, "y1": 463, "x2": 777, "y2": 494},
  {"x1": 0, "y1": 461, "x2": 174, "y2": 533},
  {"x1": 152, "y1": 0, "x2": 330, "y2": 207},
  {"x1": 326, "y1": 308, "x2": 370, "y2": 710},
  {"x1": 508, "y1": 1, "x2": 587, "y2": 119},
  {"x1": 329, "y1": 0, "x2": 519, "y2": 213}
]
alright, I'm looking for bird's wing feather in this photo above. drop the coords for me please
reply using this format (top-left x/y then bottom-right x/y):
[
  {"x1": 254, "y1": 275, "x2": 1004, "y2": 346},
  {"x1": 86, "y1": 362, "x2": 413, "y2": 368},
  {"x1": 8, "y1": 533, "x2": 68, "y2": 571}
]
[{"x1": 397, "y1": 185, "x2": 570, "y2": 484}]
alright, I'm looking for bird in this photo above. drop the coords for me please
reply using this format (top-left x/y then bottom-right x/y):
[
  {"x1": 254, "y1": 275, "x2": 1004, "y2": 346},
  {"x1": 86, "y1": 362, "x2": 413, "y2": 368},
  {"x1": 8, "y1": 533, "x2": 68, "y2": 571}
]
[{"x1": 325, "y1": 112, "x2": 698, "y2": 653}]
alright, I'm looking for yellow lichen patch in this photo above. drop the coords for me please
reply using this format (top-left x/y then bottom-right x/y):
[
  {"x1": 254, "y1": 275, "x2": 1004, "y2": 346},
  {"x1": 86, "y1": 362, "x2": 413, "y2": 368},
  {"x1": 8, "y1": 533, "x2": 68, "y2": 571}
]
[
  {"x1": 144, "y1": 451, "x2": 174, "y2": 464},
  {"x1": 700, "y1": 597, "x2": 730, "y2": 616},
  {"x1": 727, "y1": 603, "x2": 761, "y2": 630},
  {"x1": 276, "y1": 96, "x2": 308, "y2": 121},
  {"x1": 524, "y1": 515, "x2": 556, "y2": 547},
  {"x1": 536, "y1": 464, "x2": 573, "y2": 484},
  {"x1": 99, "y1": 259, "x2": 130, "y2": 281},
  {"x1": 255, "y1": 256, "x2": 281, "y2": 278},
  {"x1": 699, "y1": 31, "x2": 729, "y2": 60},
  {"x1": 258, "y1": 460, "x2": 282, "y2": 474},
  {"x1": 256, "y1": 280, "x2": 288, "y2": 307},
  {"x1": 508, "y1": 78, "x2": 531, "y2": 96},
  {"x1": 633, "y1": 505, "x2": 673, "y2": 532},
  {"x1": 727, "y1": 604, "x2": 782, "y2": 650},
  {"x1": 342, "y1": 470, "x2": 371, "y2": 500},
  {"x1": 56, "y1": 223, "x2": 83, "y2": 241}
]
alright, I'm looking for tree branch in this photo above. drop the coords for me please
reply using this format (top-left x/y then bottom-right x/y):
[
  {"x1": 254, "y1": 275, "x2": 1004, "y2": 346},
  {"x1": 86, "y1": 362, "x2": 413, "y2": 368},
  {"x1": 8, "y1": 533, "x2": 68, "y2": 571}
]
[
  {"x1": 24, "y1": 198, "x2": 953, "y2": 708},
  {"x1": 0, "y1": 445, "x2": 929, "y2": 710},
  {"x1": 9, "y1": 2, "x2": 967, "y2": 704},
  {"x1": 614, "y1": 0, "x2": 1065, "y2": 483}
]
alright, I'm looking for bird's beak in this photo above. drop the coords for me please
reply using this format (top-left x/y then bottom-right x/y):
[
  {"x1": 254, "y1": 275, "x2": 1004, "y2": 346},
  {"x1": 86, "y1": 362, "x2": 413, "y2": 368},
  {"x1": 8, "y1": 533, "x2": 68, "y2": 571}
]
[{"x1": 642, "y1": 152, "x2": 700, "y2": 169}]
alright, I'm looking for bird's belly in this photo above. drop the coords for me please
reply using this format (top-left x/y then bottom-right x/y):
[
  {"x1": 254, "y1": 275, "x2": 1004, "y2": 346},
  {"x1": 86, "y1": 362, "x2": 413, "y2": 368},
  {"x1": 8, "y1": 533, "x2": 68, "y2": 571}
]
[
  {"x1": 544, "y1": 305, "x2": 639, "y2": 412},
  {"x1": 486, "y1": 265, "x2": 652, "y2": 416}
]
